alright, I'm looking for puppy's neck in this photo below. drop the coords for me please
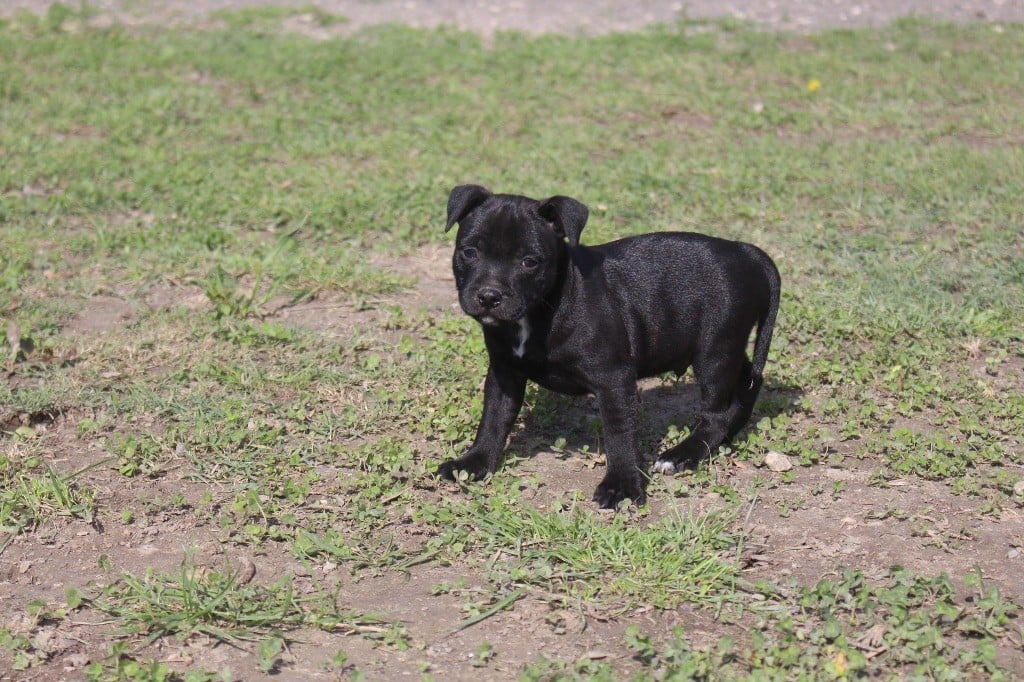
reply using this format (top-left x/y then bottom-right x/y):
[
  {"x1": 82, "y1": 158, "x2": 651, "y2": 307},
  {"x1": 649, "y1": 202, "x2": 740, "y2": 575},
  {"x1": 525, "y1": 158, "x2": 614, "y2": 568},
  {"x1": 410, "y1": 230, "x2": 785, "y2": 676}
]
[{"x1": 481, "y1": 316, "x2": 532, "y2": 360}]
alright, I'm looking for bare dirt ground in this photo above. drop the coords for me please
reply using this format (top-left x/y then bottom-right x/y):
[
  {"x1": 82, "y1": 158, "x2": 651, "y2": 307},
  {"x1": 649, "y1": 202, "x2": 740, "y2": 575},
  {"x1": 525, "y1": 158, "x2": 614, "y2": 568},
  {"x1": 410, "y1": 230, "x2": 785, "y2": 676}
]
[
  {"x1": 2, "y1": 2, "x2": 1023, "y2": 680},
  {"x1": 3, "y1": 0, "x2": 1024, "y2": 34}
]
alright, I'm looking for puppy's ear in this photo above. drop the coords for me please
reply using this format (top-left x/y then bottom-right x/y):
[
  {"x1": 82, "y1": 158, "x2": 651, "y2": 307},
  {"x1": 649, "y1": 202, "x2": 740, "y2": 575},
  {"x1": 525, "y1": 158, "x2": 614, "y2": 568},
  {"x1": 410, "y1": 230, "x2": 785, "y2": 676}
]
[
  {"x1": 538, "y1": 196, "x2": 589, "y2": 247},
  {"x1": 445, "y1": 185, "x2": 491, "y2": 232}
]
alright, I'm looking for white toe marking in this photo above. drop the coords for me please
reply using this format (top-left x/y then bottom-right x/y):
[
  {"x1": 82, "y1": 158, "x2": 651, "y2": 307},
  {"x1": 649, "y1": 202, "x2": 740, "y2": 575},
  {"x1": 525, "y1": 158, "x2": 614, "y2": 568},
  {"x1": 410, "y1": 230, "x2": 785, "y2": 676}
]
[
  {"x1": 513, "y1": 317, "x2": 530, "y2": 358},
  {"x1": 653, "y1": 460, "x2": 677, "y2": 475}
]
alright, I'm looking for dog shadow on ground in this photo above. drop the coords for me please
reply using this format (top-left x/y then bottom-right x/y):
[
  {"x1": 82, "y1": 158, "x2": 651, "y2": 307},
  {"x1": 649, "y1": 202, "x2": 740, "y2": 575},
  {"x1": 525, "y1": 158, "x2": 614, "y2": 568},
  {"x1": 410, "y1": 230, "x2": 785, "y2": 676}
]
[{"x1": 510, "y1": 377, "x2": 803, "y2": 467}]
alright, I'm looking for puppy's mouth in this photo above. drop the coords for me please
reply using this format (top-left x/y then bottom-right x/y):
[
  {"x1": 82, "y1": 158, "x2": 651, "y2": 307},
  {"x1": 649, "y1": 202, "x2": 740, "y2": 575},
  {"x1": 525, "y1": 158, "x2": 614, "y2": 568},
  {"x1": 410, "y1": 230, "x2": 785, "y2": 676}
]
[
  {"x1": 472, "y1": 310, "x2": 523, "y2": 327},
  {"x1": 468, "y1": 306, "x2": 530, "y2": 326}
]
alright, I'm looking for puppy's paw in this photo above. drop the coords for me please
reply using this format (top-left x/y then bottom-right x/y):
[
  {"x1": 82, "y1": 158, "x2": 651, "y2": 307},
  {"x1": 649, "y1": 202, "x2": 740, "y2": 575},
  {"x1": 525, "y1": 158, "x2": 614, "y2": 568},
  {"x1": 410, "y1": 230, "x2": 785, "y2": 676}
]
[
  {"x1": 437, "y1": 452, "x2": 495, "y2": 482},
  {"x1": 593, "y1": 474, "x2": 647, "y2": 510},
  {"x1": 655, "y1": 439, "x2": 712, "y2": 474}
]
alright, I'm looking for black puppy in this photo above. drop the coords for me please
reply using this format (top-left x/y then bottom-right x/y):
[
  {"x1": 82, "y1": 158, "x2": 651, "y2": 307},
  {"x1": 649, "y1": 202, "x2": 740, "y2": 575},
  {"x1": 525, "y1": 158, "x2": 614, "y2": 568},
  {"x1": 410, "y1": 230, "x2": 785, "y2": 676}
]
[{"x1": 437, "y1": 185, "x2": 781, "y2": 508}]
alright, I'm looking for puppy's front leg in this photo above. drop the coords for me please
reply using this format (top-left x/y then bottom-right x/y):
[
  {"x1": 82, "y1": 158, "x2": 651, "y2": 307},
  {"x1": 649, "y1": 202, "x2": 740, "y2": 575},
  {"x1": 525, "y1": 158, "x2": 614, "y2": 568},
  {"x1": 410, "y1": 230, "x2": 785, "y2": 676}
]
[
  {"x1": 438, "y1": 363, "x2": 526, "y2": 482},
  {"x1": 592, "y1": 383, "x2": 648, "y2": 508}
]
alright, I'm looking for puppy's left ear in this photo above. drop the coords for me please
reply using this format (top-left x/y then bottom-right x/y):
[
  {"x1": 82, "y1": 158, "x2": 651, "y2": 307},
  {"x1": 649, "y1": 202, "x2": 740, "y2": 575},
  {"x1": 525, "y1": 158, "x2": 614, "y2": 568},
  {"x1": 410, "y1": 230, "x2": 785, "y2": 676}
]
[
  {"x1": 445, "y1": 184, "x2": 492, "y2": 232},
  {"x1": 538, "y1": 196, "x2": 589, "y2": 247}
]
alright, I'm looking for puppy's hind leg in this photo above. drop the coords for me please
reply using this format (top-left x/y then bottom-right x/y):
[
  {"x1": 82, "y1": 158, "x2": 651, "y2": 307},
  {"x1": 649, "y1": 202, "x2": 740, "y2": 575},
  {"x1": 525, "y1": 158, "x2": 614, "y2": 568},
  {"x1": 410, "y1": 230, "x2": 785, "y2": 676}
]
[
  {"x1": 653, "y1": 353, "x2": 742, "y2": 475},
  {"x1": 727, "y1": 359, "x2": 762, "y2": 440}
]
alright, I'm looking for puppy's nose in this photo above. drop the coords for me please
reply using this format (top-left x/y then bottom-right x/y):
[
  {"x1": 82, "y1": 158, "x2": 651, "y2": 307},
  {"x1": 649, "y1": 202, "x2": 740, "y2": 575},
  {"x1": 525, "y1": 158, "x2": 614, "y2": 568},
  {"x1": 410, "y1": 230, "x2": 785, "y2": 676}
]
[{"x1": 476, "y1": 288, "x2": 503, "y2": 310}]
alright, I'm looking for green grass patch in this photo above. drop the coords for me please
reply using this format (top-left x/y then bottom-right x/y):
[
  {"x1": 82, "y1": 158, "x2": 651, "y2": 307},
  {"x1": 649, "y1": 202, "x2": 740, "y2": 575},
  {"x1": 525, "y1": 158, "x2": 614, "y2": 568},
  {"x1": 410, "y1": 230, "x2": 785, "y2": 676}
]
[
  {"x1": 623, "y1": 567, "x2": 1019, "y2": 680},
  {"x1": 463, "y1": 499, "x2": 742, "y2": 608},
  {"x1": 79, "y1": 560, "x2": 401, "y2": 641},
  {"x1": 0, "y1": 442, "x2": 98, "y2": 538}
]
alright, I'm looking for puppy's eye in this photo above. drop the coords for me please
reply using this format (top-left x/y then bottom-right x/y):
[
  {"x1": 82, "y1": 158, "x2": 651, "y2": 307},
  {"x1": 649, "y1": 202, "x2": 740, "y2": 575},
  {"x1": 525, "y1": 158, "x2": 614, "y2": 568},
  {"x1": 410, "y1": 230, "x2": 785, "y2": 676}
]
[
  {"x1": 460, "y1": 247, "x2": 478, "y2": 260},
  {"x1": 521, "y1": 256, "x2": 542, "y2": 269}
]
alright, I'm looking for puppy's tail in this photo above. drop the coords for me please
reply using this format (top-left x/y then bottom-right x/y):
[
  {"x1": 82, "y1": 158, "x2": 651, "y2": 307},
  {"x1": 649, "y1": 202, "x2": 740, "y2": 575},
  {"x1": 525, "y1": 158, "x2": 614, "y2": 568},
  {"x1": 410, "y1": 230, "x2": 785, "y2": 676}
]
[{"x1": 751, "y1": 254, "x2": 781, "y2": 387}]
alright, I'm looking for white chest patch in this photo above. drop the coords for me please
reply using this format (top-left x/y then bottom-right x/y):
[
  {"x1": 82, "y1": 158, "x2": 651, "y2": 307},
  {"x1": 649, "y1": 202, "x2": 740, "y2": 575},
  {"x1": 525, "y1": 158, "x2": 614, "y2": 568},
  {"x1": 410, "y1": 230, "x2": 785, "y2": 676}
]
[{"x1": 513, "y1": 318, "x2": 530, "y2": 358}]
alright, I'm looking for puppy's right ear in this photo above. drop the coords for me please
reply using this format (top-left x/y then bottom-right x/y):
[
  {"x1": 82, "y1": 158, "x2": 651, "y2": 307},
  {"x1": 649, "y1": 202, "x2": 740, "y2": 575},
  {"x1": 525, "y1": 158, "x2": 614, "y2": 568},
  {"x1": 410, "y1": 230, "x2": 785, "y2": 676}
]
[{"x1": 445, "y1": 185, "x2": 491, "y2": 232}]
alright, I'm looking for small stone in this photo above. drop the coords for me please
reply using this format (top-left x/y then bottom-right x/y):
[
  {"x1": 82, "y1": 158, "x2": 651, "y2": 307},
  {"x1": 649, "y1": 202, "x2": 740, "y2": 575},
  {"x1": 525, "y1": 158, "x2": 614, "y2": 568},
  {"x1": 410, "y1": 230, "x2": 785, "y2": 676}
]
[
  {"x1": 764, "y1": 451, "x2": 793, "y2": 472},
  {"x1": 64, "y1": 652, "x2": 90, "y2": 670},
  {"x1": 1013, "y1": 480, "x2": 1024, "y2": 497}
]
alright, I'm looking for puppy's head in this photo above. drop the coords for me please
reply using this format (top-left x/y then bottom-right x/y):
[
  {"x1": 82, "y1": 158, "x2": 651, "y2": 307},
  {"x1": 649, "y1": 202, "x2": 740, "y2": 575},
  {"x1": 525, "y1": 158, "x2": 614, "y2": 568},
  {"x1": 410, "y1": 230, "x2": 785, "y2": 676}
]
[{"x1": 445, "y1": 185, "x2": 588, "y2": 326}]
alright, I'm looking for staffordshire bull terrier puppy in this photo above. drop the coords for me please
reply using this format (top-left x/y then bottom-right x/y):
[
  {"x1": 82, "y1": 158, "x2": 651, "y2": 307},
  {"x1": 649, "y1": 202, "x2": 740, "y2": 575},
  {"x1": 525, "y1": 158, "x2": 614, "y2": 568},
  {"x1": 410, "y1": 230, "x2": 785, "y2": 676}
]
[{"x1": 437, "y1": 185, "x2": 780, "y2": 508}]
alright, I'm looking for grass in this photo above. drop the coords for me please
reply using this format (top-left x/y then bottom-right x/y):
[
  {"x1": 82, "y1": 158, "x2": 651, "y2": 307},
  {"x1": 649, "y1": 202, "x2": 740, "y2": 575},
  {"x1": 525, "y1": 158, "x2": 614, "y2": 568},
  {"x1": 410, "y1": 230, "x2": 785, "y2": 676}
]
[
  {"x1": 457, "y1": 498, "x2": 742, "y2": 608},
  {"x1": 0, "y1": 442, "x2": 99, "y2": 538},
  {"x1": 620, "y1": 567, "x2": 1020, "y2": 680},
  {"x1": 74, "y1": 557, "x2": 408, "y2": 650},
  {"x1": 1, "y1": 4, "x2": 1023, "y2": 679}
]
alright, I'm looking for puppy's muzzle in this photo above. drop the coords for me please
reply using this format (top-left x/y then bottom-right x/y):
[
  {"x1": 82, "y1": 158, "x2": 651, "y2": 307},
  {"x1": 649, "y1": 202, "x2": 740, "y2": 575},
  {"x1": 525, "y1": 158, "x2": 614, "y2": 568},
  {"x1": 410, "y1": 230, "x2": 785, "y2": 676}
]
[{"x1": 476, "y1": 288, "x2": 503, "y2": 310}]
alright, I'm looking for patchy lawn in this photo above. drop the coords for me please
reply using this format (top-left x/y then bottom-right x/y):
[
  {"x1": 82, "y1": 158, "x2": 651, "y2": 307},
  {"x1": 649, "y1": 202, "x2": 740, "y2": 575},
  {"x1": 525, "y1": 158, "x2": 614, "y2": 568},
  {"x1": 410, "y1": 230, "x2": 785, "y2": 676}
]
[{"x1": 1, "y1": 7, "x2": 1022, "y2": 680}]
